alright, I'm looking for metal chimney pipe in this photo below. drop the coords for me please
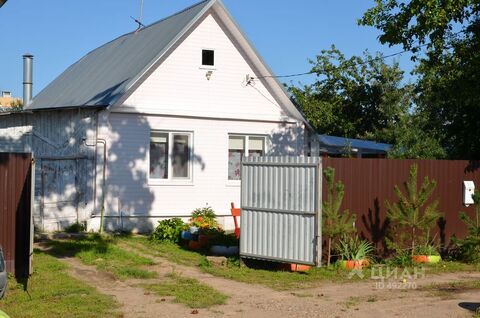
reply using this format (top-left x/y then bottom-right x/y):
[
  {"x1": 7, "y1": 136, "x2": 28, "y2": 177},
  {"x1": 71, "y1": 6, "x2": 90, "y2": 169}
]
[{"x1": 23, "y1": 53, "x2": 33, "y2": 107}]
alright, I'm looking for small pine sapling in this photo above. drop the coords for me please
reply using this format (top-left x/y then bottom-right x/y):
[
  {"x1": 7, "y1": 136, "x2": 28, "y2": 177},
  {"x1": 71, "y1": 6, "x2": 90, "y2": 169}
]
[
  {"x1": 385, "y1": 164, "x2": 443, "y2": 256},
  {"x1": 322, "y1": 167, "x2": 356, "y2": 266}
]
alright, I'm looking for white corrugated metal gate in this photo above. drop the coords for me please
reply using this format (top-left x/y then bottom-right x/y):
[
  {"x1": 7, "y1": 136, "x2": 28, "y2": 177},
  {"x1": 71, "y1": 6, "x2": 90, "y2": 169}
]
[{"x1": 240, "y1": 156, "x2": 322, "y2": 266}]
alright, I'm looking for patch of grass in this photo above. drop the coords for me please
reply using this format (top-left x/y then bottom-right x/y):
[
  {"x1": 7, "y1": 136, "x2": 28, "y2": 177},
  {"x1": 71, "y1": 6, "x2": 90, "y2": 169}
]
[
  {"x1": 121, "y1": 235, "x2": 359, "y2": 290},
  {"x1": 143, "y1": 272, "x2": 228, "y2": 308},
  {"x1": 291, "y1": 292, "x2": 314, "y2": 297},
  {"x1": 424, "y1": 261, "x2": 480, "y2": 274},
  {"x1": 118, "y1": 236, "x2": 205, "y2": 266},
  {"x1": 420, "y1": 280, "x2": 480, "y2": 299},
  {"x1": 367, "y1": 295, "x2": 377, "y2": 302},
  {"x1": 201, "y1": 259, "x2": 354, "y2": 290},
  {"x1": 345, "y1": 296, "x2": 361, "y2": 309},
  {"x1": 0, "y1": 250, "x2": 119, "y2": 318},
  {"x1": 47, "y1": 234, "x2": 157, "y2": 280}
]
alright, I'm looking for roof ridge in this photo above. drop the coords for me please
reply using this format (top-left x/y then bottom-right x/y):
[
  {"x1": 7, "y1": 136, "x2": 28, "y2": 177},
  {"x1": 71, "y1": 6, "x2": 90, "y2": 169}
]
[
  {"x1": 140, "y1": 0, "x2": 211, "y2": 32},
  {"x1": 78, "y1": 0, "x2": 212, "y2": 63}
]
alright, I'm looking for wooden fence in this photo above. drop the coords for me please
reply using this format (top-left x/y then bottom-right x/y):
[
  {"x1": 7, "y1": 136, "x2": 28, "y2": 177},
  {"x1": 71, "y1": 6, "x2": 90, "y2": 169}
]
[{"x1": 322, "y1": 158, "x2": 480, "y2": 250}]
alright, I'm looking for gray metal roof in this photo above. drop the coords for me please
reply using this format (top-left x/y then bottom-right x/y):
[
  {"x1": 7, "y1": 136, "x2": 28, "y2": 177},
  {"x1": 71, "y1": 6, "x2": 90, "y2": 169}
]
[
  {"x1": 28, "y1": 0, "x2": 212, "y2": 110},
  {"x1": 26, "y1": 0, "x2": 309, "y2": 126},
  {"x1": 318, "y1": 134, "x2": 391, "y2": 153}
]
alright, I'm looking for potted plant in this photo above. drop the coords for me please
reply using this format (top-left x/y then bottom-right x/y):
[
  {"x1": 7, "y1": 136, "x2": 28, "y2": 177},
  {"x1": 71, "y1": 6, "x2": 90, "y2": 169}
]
[
  {"x1": 412, "y1": 244, "x2": 441, "y2": 264},
  {"x1": 336, "y1": 235, "x2": 374, "y2": 270},
  {"x1": 187, "y1": 207, "x2": 220, "y2": 250}
]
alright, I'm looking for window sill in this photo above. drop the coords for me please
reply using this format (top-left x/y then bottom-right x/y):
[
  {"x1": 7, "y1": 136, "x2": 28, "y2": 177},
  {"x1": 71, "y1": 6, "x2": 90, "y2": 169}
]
[
  {"x1": 226, "y1": 180, "x2": 241, "y2": 187},
  {"x1": 199, "y1": 66, "x2": 217, "y2": 71},
  {"x1": 148, "y1": 179, "x2": 194, "y2": 187}
]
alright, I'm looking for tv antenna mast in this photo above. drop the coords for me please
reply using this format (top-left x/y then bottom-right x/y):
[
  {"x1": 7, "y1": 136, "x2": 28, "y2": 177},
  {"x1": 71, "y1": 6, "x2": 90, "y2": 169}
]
[{"x1": 131, "y1": 0, "x2": 145, "y2": 32}]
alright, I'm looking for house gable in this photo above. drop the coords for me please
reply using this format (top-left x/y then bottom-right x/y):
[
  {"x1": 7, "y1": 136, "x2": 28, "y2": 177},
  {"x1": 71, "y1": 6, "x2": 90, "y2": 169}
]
[{"x1": 118, "y1": 12, "x2": 295, "y2": 123}]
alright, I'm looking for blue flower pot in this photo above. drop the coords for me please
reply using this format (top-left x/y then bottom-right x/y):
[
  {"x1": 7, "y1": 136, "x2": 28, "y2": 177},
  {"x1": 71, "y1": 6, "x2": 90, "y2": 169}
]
[{"x1": 181, "y1": 231, "x2": 193, "y2": 240}]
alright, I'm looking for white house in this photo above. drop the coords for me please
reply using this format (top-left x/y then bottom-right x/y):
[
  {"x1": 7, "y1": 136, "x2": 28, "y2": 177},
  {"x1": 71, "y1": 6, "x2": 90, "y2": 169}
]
[{"x1": 2, "y1": 0, "x2": 312, "y2": 232}]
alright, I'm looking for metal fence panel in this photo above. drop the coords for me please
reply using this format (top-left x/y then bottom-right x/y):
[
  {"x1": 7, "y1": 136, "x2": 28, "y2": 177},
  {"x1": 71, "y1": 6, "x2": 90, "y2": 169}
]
[
  {"x1": 0, "y1": 152, "x2": 33, "y2": 277},
  {"x1": 323, "y1": 158, "x2": 480, "y2": 249},
  {"x1": 240, "y1": 156, "x2": 321, "y2": 265}
]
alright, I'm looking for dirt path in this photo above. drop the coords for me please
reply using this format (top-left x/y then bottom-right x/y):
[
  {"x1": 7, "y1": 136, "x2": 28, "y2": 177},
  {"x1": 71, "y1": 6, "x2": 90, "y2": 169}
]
[
  {"x1": 39, "y1": 241, "x2": 480, "y2": 317},
  {"x1": 118, "y1": 241, "x2": 480, "y2": 318}
]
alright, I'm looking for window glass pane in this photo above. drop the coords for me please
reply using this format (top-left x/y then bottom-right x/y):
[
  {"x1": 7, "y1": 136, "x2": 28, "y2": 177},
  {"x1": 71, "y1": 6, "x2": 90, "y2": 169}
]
[
  {"x1": 249, "y1": 137, "x2": 265, "y2": 157},
  {"x1": 202, "y1": 49, "x2": 214, "y2": 66},
  {"x1": 228, "y1": 136, "x2": 245, "y2": 180},
  {"x1": 229, "y1": 136, "x2": 245, "y2": 150},
  {"x1": 172, "y1": 134, "x2": 190, "y2": 178},
  {"x1": 150, "y1": 132, "x2": 168, "y2": 179}
]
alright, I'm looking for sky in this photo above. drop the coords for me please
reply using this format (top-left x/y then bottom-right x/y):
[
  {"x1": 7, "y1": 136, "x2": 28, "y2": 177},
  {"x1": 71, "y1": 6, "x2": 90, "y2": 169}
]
[{"x1": 0, "y1": 0, "x2": 414, "y2": 99}]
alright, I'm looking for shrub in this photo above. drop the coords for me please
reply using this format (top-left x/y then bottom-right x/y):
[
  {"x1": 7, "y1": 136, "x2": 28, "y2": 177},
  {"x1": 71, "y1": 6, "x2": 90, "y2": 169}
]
[
  {"x1": 335, "y1": 235, "x2": 374, "y2": 261},
  {"x1": 413, "y1": 244, "x2": 440, "y2": 256},
  {"x1": 452, "y1": 190, "x2": 480, "y2": 263},
  {"x1": 386, "y1": 250, "x2": 413, "y2": 267},
  {"x1": 150, "y1": 218, "x2": 186, "y2": 243},
  {"x1": 65, "y1": 222, "x2": 86, "y2": 233},
  {"x1": 210, "y1": 233, "x2": 239, "y2": 247}
]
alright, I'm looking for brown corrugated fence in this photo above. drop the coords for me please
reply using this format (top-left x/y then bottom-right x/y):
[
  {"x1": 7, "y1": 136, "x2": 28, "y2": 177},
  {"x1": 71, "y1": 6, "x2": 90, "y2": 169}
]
[
  {"x1": 0, "y1": 152, "x2": 32, "y2": 277},
  {"x1": 322, "y1": 158, "x2": 480, "y2": 250}
]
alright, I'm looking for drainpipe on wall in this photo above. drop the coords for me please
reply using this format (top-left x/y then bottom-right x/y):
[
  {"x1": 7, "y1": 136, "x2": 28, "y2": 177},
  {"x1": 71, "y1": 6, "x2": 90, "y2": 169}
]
[
  {"x1": 83, "y1": 110, "x2": 108, "y2": 234},
  {"x1": 23, "y1": 54, "x2": 33, "y2": 107},
  {"x1": 83, "y1": 137, "x2": 107, "y2": 233}
]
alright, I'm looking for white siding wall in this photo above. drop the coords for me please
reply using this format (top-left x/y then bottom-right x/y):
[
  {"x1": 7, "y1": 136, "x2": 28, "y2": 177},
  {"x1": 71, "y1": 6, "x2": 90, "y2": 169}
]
[
  {"x1": 89, "y1": 12, "x2": 307, "y2": 232},
  {"x1": 120, "y1": 14, "x2": 293, "y2": 123},
  {"x1": 93, "y1": 112, "x2": 304, "y2": 232}
]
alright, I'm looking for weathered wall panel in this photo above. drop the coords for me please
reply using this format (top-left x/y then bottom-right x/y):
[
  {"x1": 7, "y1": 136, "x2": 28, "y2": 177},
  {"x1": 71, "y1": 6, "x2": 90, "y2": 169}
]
[
  {"x1": 240, "y1": 156, "x2": 321, "y2": 265},
  {"x1": 0, "y1": 110, "x2": 97, "y2": 231}
]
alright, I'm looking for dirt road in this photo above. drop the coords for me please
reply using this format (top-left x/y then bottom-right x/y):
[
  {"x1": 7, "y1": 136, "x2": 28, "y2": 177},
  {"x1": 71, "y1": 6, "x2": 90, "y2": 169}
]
[{"x1": 58, "y1": 243, "x2": 480, "y2": 318}]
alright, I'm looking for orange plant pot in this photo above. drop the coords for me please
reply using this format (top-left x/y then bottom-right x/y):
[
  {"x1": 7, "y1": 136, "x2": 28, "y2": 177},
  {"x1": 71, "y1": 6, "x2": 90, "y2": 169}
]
[
  {"x1": 289, "y1": 264, "x2": 312, "y2": 272},
  {"x1": 412, "y1": 255, "x2": 429, "y2": 263},
  {"x1": 345, "y1": 259, "x2": 369, "y2": 270}
]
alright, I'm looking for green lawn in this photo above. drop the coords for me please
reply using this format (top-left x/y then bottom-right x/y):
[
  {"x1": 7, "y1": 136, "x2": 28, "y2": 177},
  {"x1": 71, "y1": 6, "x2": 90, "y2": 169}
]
[
  {"x1": 120, "y1": 235, "x2": 480, "y2": 291},
  {"x1": 47, "y1": 234, "x2": 157, "y2": 280},
  {"x1": 143, "y1": 272, "x2": 228, "y2": 308},
  {"x1": 119, "y1": 235, "x2": 357, "y2": 290},
  {"x1": 0, "y1": 250, "x2": 119, "y2": 318}
]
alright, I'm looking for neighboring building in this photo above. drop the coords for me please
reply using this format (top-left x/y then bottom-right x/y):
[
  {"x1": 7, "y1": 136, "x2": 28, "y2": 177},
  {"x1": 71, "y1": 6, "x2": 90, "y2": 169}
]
[
  {"x1": 0, "y1": 91, "x2": 21, "y2": 108},
  {"x1": 0, "y1": 0, "x2": 312, "y2": 232},
  {"x1": 315, "y1": 134, "x2": 391, "y2": 158}
]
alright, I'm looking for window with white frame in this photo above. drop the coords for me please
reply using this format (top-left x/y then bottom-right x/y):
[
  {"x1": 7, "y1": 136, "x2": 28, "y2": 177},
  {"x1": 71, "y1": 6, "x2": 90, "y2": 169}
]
[
  {"x1": 228, "y1": 135, "x2": 266, "y2": 180},
  {"x1": 150, "y1": 131, "x2": 192, "y2": 181}
]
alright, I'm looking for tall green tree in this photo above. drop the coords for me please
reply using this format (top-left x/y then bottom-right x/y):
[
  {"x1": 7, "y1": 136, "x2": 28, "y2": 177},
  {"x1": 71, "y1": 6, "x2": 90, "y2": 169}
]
[
  {"x1": 387, "y1": 112, "x2": 446, "y2": 159},
  {"x1": 415, "y1": 25, "x2": 480, "y2": 159},
  {"x1": 359, "y1": 0, "x2": 480, "y2": 56},
  {"x1": 289, "y1": 46, "x2": 411, "y2": 144},
  {"x1": 360, "y1": 0, "x2": 480, "y2": 159}
]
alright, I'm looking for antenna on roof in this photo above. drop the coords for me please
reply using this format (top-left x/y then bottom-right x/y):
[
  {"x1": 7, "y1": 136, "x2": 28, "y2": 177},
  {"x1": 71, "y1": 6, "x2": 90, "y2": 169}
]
[{"x1": 131, "y1": 0, "x2": 145, "y2": 32}]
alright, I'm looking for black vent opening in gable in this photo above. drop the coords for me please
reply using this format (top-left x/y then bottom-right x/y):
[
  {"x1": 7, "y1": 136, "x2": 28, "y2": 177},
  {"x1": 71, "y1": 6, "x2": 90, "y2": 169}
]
[{"x1": 202, "y1": 49, "x2": 214, "y2": 66}]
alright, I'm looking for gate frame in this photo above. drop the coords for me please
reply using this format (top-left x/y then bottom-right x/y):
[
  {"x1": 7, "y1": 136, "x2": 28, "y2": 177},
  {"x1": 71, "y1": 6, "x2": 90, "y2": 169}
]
[{"x1": 239, "y1": 156, "x2": 323, "y2": 267}]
